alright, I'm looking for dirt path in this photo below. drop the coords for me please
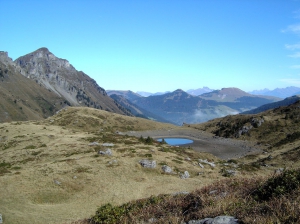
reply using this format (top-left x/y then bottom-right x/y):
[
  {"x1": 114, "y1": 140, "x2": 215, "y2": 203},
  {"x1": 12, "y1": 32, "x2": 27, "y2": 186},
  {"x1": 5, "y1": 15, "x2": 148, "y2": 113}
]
[{"x1": 125, "y1": 128, "x2": 261, "y2": 160}]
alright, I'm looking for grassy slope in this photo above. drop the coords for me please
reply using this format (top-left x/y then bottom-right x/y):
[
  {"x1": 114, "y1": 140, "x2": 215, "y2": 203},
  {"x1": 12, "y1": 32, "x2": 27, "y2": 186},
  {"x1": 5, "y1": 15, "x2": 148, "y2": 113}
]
[
  {"x1": 1, "y1": 104, "x2": 300, "y2": 223},
  {"x1": 0, "y1": 107, "x2": 225, "y2": 224}
]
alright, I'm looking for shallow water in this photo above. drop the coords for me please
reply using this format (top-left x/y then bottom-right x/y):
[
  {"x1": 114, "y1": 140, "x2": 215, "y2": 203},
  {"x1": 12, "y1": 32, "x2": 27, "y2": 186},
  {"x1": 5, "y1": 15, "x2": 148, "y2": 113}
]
[{"x1": 157, "y1": 138, "x2": 193, "y2": 146}]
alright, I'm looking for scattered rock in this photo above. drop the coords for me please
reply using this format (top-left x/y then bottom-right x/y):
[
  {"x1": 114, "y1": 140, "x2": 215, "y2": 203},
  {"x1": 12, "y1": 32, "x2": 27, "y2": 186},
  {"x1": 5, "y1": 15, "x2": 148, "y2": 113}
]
[
  {"x1": 209, "y1": 190, "x2": 218, "y2": 195},
  {"x1": 162, "y1": 165, "x2": 172, "y2": 173},
  {"x1": 274, "y1": 168, "x2": 284, "y2": 175},
  {"x1": 180, "y1": 171, "x2": 190, "y2": 179},
  {"x1": 199, "y1": 163, "x2": 204, "y2": 168},
  {"x1": 54, "y1": 179, "x2": 61, "y2": 185},
  {"x1": 199, "y1": 159, "x2": 215, "y2": 168},
  {"x1": 108, "y1": 160, "x2": 118, "y2": 165},
  {"x1": 0, "y1": 214, "x2": 2, "y2": 224},
  {"x1": 251, "y1": 117, "x2": 264, "y2": 128},
  {"x1": 98, "y1": 149, "x2": 112, "y2": 156},
  {"x1": 102, "y1": 143, "x2": 114, "y2": 147},
  {"x1": 89, "y1": 142, "x2": 99, "y2": 146},
  {"x1": 139, "y1": 159, "x2": 156, "y2": 168},
  {"x1": 187, "y1": 216, "x2": 238, "y2": 224},
  {"x1": 73, "y1": 176, "x2": 77, "y2": 179}
]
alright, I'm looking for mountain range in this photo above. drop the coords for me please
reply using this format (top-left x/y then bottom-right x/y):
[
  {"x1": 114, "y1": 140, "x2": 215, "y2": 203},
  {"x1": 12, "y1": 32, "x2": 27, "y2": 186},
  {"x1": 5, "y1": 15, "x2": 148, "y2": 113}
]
[{"x1": 249, "y1": 86, "x2": 300, "y2": 98}]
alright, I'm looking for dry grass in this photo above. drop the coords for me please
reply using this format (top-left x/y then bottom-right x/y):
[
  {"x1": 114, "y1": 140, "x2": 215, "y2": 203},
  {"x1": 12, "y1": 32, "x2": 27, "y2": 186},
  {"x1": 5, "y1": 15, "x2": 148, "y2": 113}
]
[
  {"x1": 1, "y1": 106, "x2": 300, "y2": 223},
  {"x1": 89, "y1": 169, "x2": 300, "y2": 224},
  {"x1": 0, "y1": 108, "x2": 227, "y2": 224}
]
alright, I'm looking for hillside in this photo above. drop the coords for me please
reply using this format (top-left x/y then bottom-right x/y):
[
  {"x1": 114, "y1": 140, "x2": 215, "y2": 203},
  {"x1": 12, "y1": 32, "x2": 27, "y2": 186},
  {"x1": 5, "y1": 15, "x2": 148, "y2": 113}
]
[
  {"x1": 107, "y1": 90, "x2": 142, "y2": 101},
  {"x1": 109, "y1": 94, "x2": 171, "y2": 123},
  {"x1": 188, "y1": 100, "x2": 300, "y2": 151},
  {"x1": 0, "y1": 51, "x2": 66, "y2": 122},
  {"x1": 14, "y1": 48, "x2": 130, "y2": 116},
  {"x1": 1, "y1": 105, "x2": 300, "y2": 223},
  {"x1": 131, "y1": 88, "x2": 280, "y2": 125},
  {"x1": 0, "y1": 107, "x2": 225, "y2": 223},
  {"x1": 241, "y1": 95, "x2": 300, "y2": 114}
]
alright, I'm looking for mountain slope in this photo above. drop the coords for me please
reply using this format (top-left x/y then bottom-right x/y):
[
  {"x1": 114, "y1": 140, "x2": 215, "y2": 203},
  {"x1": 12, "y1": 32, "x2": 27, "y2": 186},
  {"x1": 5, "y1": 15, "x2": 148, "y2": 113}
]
[
  {"x1": 189, "y1": 99, "x2": 300, "y2": 148},
  {"x1": 132, "y1": 88, "x2": 280, "y2": 125},
  {"x1": 0, "y1": 51, "x2": 66, "y2": 122},
  {"x1": 15, "y1": 48, "x2": 130, "y2": 115},
  {"x1": 107, "y1": 90, "x2": 142, "y2": 101},
  {"x1": 109, "y1": 94, "x2": 172, "y2": 123},
  {"x1": 186, "y1": 87, "x2": 214, "y2": 96},
  {"x1": 241, "y1": 95, "x2": 300, "y2": 114}
]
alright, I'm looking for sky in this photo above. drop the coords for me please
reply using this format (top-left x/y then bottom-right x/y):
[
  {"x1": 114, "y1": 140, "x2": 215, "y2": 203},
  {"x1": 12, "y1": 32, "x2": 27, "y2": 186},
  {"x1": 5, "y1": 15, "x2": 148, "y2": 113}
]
[{"x1": 1, "y1": 0, "x2": 300, "y2": 93}]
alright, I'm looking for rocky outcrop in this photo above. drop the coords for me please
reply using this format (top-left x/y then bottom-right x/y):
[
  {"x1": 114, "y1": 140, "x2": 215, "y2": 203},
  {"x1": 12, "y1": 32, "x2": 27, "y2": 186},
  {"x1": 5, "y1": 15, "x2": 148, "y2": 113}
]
[{"x1": 14, "y1": 48, "x2": 132, "y2": 115}]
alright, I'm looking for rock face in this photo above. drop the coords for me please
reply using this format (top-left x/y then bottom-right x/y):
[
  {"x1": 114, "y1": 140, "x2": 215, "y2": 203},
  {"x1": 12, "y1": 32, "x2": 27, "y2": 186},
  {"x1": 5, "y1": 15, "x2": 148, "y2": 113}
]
[{"x1": 14, "y1": 48, "x2": 131, "y2": 115}]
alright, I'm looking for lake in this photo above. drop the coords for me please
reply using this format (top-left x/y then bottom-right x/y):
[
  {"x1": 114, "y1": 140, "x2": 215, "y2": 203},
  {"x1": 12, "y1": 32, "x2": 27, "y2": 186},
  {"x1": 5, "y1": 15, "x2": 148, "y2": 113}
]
[{"x1": 157, "y1": 138, "x2": 193, "y2": 146}]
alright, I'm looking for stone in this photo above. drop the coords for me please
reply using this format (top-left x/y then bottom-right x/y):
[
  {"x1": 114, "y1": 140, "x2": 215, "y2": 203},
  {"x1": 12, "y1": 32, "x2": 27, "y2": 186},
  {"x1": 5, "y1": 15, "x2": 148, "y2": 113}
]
[
  {"x1": 102, "y1": 143, "x2": 114, "y2": 147},
  {"x1": 180, "y1": 171, "x2": 190, "y2": 179},
  {"x1": 162, "y1": 165, "x2": 172, "y2": 173},
  {"x1": 139, "y1": 159, "x2": 156, "y2": 168},
  {"x1": 199, "y1": 163, "x2": 204, "y2": 168},
  {"x1": 54, "y1": 179, "x2": 61, "y2": 185},
  {"x1": 187, "y1": 216, "x2": 238, "y2": 224},
  {"x1": 199, "y1": 159, "x2": 215, "y2": 168},
  {"x1": 0, "y1": 214, "x2": 2, "y2": 224},
  {"x1": 274, "y1": 168, "x2": 284, "y2": 175},
  {"x1": 88, "y1": 142, "x2": 99, "y2": 146},
  {"x1": 98, "y1": 148, "x2": 112, "y2": 156}
]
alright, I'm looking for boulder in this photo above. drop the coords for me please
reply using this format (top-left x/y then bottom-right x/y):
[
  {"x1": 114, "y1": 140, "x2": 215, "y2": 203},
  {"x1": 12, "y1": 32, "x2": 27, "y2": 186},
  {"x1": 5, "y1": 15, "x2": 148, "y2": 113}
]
[
  {"x1": 199, "y1": 159, "x2": 215, "y2": 168},
  {"x1": 162, "y1": 165, "x2": 172, "y2": 173},
  {"x1": 187, "y1": 216, "x2": 238, "y2": 224},
  {"x1": 102, "y1": 143, "x2": 114, "y2": 147},
  {"x1": 98, "y1": 149, "x2": 112, "y2": 156},
  {"x1": 139, "y1": 159, "x2": 156, "y2": 168},
  {"x1": 180, "y1": 171, "x2": 190, "y2": 179}
]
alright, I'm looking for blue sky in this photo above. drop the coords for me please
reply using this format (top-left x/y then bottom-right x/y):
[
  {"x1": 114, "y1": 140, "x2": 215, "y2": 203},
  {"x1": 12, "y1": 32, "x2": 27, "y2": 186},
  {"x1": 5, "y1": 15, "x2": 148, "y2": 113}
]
[{"x1": 1, "y1": 0, "x2": 300, "y2": 93}]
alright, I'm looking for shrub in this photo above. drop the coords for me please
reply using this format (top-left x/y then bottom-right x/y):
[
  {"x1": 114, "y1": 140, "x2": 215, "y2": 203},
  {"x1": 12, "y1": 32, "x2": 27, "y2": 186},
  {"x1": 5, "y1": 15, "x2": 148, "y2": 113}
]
[{"x1": 252, "y1": 169, "x2": 300, "y2": 201}]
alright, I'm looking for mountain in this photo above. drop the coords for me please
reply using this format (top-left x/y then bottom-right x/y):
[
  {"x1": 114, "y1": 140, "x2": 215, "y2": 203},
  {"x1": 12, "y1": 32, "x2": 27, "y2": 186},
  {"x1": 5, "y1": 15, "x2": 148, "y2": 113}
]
[
  {"x1": 136, "y1": 91, "x2": 153, "y2": 97},
  {"x1": 186, "y1": 87, "x2": 214, "y2": 96},
  {"x1": 14, "y1": 48, "x2": 130, "y2": 115},
  {"x1": 241, "y1": 95, "x2": 300, "y2": 114},
  {"x1": 109, "y1": 94, "x2": 171, "y2": 123},
  {"x1": 136, "y1": 91, "x2": 171, "y2": 97},
  {"x1": 131, "y1": 88, "x2": 280, "y2": 125},
  {"x1": 107, "y1": 90, "x2": 142, "y2": 101},
  {"x1": 249, "y1": 86, "x2": 300, "y2": 98},
  {"x1": 0, "y1": 51, "x2": 67, "y2": 122}
]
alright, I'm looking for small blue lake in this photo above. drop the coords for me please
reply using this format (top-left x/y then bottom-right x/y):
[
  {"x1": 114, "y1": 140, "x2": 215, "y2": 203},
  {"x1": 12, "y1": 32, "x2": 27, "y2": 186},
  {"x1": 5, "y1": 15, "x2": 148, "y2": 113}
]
[{"x1": 157, "y1": 138, "x2": 193, "y2": 146}]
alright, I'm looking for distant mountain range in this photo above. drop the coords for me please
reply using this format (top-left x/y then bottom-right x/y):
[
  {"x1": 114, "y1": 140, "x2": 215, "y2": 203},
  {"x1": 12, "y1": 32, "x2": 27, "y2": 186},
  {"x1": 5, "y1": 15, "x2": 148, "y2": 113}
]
[
  {"x1": 249, "y1": 86, "x2": 300, "y2": 98},
  {"x1": 115, "y1": 88, "x2": 280, "y2": 125}
]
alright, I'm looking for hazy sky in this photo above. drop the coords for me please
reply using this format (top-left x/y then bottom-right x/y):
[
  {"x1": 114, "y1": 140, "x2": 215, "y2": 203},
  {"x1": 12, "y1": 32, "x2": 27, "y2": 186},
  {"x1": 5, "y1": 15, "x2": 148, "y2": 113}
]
[{"x1": 1, "y1": 0, "x2": 300, "y2": 93}]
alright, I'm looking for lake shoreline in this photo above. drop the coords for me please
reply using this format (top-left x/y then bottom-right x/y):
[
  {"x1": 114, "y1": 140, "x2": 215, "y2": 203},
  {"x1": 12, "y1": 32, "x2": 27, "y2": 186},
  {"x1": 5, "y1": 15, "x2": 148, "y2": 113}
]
[{"x1": 124, "y1": 128, "x2": 261, "y2": 160}]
